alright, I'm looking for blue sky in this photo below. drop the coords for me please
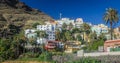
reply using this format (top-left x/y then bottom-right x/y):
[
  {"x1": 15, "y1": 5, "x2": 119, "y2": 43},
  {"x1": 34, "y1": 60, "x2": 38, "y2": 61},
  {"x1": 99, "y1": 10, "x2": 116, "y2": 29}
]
[{"x1": 20, "y1": 0, "x2": 120, "y2": 27}]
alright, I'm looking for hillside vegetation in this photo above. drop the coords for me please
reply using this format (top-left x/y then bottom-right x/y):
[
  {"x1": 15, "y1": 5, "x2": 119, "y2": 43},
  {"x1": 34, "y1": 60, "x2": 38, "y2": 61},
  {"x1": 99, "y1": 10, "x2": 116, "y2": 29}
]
[{"x1": 0, "y1": 0, "x2": 53, "y2": 38}]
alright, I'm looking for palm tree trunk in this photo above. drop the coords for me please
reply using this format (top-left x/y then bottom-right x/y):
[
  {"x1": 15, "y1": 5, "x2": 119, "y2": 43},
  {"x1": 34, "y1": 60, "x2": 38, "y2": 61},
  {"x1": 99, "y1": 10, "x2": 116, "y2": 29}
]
[
  {"x1": 17, "y1": 44, "x2": 19, "y2": 57},
  {"x1": 83, "y1": 32, "x2": 85, "y2": 41},
  {"x1": 110, "y1": 22, "x2": 113, "y2": 40}
]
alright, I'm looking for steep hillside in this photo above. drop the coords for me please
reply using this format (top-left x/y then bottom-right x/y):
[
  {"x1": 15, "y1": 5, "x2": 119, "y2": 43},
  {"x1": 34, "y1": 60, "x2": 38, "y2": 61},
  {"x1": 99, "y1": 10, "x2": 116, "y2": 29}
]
[{"x1": 0, "y1": 0, "x2": 53, "y2": 38}]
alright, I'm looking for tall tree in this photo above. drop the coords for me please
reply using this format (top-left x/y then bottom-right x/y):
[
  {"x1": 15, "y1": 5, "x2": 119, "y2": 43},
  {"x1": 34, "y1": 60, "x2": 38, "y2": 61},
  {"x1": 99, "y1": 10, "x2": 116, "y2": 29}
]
[
  {"x1": 103, "y1": 8, "x2": 119, "y2": 40},
  {"x1": 68, "y1": 23, "x2": 73, "y2": 30},
  {"x1": 65, "y1": 31, "x2": 72, "y2": 41},
  {"x1": 32, "y1": 22, "x2": 40, "y2": 28},
  {"x1": 89, "y1": 31, "x2": 97, "y2": 42},
  {"x1": 36, "y1": 30, "x2": 47, "y2": 40},
  {"x1": 35, "y1": 30, "x2": 47, "y2": 50},
  {"x1": 61, "y1": 29, "x2": 67, "y2": 42},
  {"x1": 36, "y1": 30, "x2": 47, "y2": 62},
  {"x1": 55, "y1": 29, "x2": 61, "y2": 41},
  {"x1": 62, "y1": 23, "x2": 67, "y2": 30},
  {"x1": 81, "y1": 23, "x2": 91, "y2": 41}
]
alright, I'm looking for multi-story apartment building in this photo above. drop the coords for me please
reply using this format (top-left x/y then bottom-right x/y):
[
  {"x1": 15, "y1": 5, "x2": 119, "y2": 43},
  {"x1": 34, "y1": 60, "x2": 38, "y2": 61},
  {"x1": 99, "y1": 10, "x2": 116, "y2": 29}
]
[
  {"x1": 98, "y1": 24, "x2": 108, "y2": 33},
  {"x1": 25, "y1": 21, "x2": 57, "y2": 44},
  {"x1": 91, "y1": 24, "x2": 109, "y2": 36},
  {"x1": 37, "y1": 22, "x2": 56, "y2": 41},
  {"x1": 114, "y1": 27, "x2": 120, "y2": 39}
]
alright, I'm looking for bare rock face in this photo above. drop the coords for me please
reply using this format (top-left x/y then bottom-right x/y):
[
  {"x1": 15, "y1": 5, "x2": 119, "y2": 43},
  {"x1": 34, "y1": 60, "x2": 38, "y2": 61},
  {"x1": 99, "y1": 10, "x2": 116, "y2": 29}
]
[{"x1": 0, "y1": 0, "x2": 53, "y2": 38}]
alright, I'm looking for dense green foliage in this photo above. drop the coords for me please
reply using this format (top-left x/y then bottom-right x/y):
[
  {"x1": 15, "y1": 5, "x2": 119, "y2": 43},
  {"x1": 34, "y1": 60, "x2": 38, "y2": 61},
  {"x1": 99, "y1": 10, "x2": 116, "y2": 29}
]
[
  {"x1": 0, "y1": 34, "x2": 27, "y2": 62},
  {"x1": 32, "y1": 22, "x2": 40, "y2": 28},
  {"x1": 55, "y1": 29, "x2": 73, "y2": 42},
  {"x1": 83, "y1": 33, "x2": 106, "y2": 51},
  {"x1": 87, "y1": 39, "x2": 104, "y2": 51},
  {"x1": 39, "y1": 51, "x2": 53, "y2": 61}
]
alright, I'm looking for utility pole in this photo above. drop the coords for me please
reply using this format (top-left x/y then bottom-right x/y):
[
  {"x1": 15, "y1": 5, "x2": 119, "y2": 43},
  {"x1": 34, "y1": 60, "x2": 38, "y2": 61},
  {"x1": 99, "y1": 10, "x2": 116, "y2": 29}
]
[{"x1": 60, "y1": 13, "x2": 62, "y2": 19}]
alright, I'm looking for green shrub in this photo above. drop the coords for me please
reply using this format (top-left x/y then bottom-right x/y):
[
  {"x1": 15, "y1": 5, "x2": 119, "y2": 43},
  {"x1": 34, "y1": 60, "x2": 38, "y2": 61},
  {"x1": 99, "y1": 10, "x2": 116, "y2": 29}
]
[
  {"x1": 32, "y1": 22, "x2": 40, "y2": 28},
  {"x1": 0, "y1": 57, "x2": 5, "y2": 62},
  {"x1": 19, "y1": 52, "x2": 39, "y2": 58},
  {"x1": 39, "y1": 52, "x2": 53, "y2": 61}
]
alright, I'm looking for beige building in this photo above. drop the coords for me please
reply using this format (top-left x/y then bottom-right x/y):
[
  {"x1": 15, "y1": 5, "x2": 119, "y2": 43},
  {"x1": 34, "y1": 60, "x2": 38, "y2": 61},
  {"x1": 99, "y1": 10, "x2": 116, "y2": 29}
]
[
  {"x1": 114, "y1": 27, "x2": 120, "y2": 39},
  {"x1": 64, "y1": 41, "x2": 81, "y2": 53}
]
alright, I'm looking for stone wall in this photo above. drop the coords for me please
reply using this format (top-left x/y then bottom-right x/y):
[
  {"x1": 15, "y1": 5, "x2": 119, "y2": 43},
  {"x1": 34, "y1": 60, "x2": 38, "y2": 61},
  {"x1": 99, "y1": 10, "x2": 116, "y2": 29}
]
[{"x1": 77, "y1": 50, "x2": 120, "y2": 57}]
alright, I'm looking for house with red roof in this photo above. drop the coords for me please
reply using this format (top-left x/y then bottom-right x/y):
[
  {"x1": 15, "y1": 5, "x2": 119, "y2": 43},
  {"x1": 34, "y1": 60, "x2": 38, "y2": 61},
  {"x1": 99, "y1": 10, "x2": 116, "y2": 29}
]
[{"x1": 45, "y1": 41, "x2": 64, "y2": 51}]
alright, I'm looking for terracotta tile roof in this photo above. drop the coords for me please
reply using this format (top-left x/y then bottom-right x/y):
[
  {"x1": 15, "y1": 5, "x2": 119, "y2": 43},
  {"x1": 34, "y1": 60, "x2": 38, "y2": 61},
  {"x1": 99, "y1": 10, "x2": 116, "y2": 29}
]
[{"x1": 105, "y1": 39, "x2": 120, "y2": 43}]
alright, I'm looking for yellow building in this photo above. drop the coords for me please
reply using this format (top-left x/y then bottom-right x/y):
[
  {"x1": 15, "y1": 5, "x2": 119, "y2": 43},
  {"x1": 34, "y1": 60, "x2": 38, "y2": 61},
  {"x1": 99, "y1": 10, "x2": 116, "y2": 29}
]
[{"x1": 64, "y1": 41, "x2": 81, "y2": 53}]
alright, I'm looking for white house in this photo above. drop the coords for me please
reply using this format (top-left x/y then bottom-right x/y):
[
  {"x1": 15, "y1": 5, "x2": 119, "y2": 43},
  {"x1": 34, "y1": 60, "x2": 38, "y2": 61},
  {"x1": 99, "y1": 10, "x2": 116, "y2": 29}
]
[
  {"x1": 25, "y1": 29, "x2": 36, "y2": 35},
  {"x1": 25, "y1": 22, "x2": 56, "y2": 44},
  {"x1": 37, "y1": 37, "x2": 47, "y2": 44},
  {"x1": 56, "y1": 18, "x2": 75, "y2": 28},
  {"x1": 75, "y1": 18, "x2": 83, "y2": 28},
  {"x1": 25, "y1": 29, "x2": 37, "y2": 38},
  {"x1": 37, "y1": 24, "x2": 56, "y2": 41},
  {"x1": 91, "y1": 24, "x2": 109, "y2": 36}
]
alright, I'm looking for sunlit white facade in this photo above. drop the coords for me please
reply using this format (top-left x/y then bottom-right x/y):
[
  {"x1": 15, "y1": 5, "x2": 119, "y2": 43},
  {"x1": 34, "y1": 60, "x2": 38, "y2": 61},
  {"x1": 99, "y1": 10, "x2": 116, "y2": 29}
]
[
  {"x1": 75, "y1": 18, "x2": 83, "y2": 28},
  {"x1": 56, "y1": 18, "x2": 75, "y2": 28},
  {"x1": 37, "y1": 24, "x2": 56, "y2": 41},
  {"x1": 91, "y1": 24, "x2": 109, "y2": 36}
]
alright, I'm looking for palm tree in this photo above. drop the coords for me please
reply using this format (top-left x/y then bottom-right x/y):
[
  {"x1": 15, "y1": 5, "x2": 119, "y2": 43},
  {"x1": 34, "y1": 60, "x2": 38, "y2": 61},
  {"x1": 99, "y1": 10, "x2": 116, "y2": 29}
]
[
  {"x1": 40, "y1": 31, "x2": 47, "y2": 44},
  {"x1": 35, "y1": 30, "x2": 47, "y2": 50},
  {"x1": 81, "y1": 23, "x2": 91, "y2": 42},
  {"x1": 103, "y1": 8, "x2": 119, "y2": 40},
  {"x1": 62, "y1": 23, "x2": 67, "y2": 30},
  {"x1": 17, "y1": 30, "x2": 28, "y2": 53},
  {"x1": 55, "y1": 29, "x2": 61, "y2": 41},
  {"x1": 89, "y1": 31, "x2": 97, "y2": 42},
  {"x1": 12, "y1": 30, "x2": 28, "y2": 56},
  {"x1": 68, "y1": 23, "x2": 73, "y2": 30},
  {"x1": 65, "y1": 31, "x2": 72, "y2": 41},
  {"x1": 36, "y1": 30, "x2": 47, "y2": 63}
]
